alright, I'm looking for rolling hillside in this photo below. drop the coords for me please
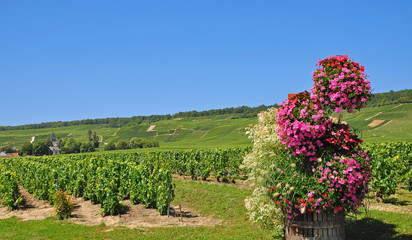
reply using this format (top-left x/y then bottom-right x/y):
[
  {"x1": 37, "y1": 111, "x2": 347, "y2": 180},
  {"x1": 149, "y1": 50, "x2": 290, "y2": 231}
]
[
  {"x1": 339, "y1": 103, "x2": 412, "y2": 142},
  {"x1": 0, "y1": 104, "x2": 411, "y2": 150}
]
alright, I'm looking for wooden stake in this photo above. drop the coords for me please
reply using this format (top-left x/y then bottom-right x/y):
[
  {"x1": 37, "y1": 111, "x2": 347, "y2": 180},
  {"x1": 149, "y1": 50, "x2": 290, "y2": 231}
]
[{"x1": 179, "y1": 204, "x2": 183, "y2": 222}]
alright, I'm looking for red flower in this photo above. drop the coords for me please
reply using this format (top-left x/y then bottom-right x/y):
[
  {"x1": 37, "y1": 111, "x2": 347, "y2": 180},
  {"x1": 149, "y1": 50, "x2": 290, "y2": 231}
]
[{"x1": 308, "y1": 198, "x2": 314, "y2": 203}]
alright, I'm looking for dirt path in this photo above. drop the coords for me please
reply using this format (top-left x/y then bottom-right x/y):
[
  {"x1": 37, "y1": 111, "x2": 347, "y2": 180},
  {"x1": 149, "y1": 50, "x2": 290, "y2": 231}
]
[
  {"x1": 0, "y1": 187, "x2": 221, "y2": 228},
  {"x1": 111, "y1": 128, "x2": 121, "y2": 136},
  {"x1": 365, "y1": 112, "x2": 382, "y2": 120},
  {"x1": 0, "y1": 188, "x2": 54, "y2": 221},
  {"x1": 69, "y1": 198, "x2": 220, "y2": 228}
]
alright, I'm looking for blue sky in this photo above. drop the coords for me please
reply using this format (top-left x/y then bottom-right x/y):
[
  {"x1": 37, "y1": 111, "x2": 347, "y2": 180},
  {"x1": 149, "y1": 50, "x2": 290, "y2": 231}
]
[{"x1": 1, "y1": 0, "x2": 411, "y2": 126}]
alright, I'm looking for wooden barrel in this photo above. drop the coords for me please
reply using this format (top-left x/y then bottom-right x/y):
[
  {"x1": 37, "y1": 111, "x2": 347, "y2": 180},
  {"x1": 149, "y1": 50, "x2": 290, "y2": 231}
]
[{"x1": 285, "y1": 212, "x2": 345, "y2": 240}]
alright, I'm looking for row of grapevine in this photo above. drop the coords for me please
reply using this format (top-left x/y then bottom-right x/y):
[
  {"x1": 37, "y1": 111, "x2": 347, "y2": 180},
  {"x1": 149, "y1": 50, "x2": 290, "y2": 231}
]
[
  {"x1": 115, "y1": 147, "x2": 251, "y2": 181},
  {"x1": 0, "y1": 163, "x2": 22, "y2": 210},
  {"x1": 0, "y1": 155, "x2": 174, "y2": 215},
  {"x1": 361, "y1": 141, "x2": 412, "y2": 199}
]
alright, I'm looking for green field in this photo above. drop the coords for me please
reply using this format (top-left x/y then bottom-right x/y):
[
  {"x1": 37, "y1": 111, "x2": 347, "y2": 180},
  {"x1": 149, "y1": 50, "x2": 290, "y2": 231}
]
[{"x1": 1, "y1": 103, "x2": 411, "y2": 150}]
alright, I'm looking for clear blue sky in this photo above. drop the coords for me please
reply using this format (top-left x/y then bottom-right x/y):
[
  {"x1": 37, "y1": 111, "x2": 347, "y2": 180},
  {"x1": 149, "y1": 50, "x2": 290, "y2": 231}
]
[{"x1": 1, "y1": 0, "x2": 411, "y2": 126}]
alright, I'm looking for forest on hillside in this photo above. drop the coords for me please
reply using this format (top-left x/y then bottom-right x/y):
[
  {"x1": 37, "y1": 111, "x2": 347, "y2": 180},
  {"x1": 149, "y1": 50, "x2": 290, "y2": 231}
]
[{"x1": 367, "y1": 89, "x2": 412, "y2": 107}]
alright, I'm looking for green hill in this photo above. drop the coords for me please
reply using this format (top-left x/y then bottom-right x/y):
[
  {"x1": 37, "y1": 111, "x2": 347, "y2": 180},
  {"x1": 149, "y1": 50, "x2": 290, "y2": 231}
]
[
  {"x1": 338, "y1": 103, "x2": 412, "y2": 142},
  {"x1": 1, "y1": 103, "x2": 411, "y2": 150}
]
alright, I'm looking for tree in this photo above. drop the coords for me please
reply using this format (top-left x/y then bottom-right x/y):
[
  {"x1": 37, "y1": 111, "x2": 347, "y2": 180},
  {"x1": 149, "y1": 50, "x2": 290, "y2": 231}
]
[
  {"x1": 80, "y1": 142, "x2": 95, "y2": 153},
  {"x1": 116, "y1": 140, "x2": 129, "y2": 150},
  {"x1": 1, "y1": 145, "x2": 15, "y2": 153},
  {"x1": 33, "y1": 141, "x2": 49, "y2": 156},
  {"x1": 60, "y1": 138, "x2": 81, "y2": 154},
  {"x1": 104, "y1": 142, "x2": 116, "y2": 151},
  {"x1": 88, "y1": 129, "x2": 92, "y2": 142},
  {"x1": 92, "y1": 131, "x2": 99, "y2": 148},
  {"x1": 130, "y1": 137, "x2": 145, "y2": 148},
  {"x1": 19, "y1": 142, "x2": 33, "y2": 156},
  {"x1": 129, "y1": 138, "x2": 159, "y2": 149}
]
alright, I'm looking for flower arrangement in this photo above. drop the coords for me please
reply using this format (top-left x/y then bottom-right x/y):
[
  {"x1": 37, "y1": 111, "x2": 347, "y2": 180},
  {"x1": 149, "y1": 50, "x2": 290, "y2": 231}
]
[
  {"x1": 52, "y1": 189, "x2": 74, "y2": 220},
  {"x1": 311, "y1": 55, "x2": 371, "y2": 114},
  {"x1": 244, "y1": 55, "x2": 372, "y2": 227},
  {"x1": 276, "y1": 91, "x2": 330, "y2": 158}
]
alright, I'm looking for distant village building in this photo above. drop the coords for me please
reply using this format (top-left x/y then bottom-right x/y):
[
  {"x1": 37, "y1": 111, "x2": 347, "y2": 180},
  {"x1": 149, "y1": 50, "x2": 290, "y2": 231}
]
[{"x1": 49, "y1": 132, "x2": 60, "y2": 155}]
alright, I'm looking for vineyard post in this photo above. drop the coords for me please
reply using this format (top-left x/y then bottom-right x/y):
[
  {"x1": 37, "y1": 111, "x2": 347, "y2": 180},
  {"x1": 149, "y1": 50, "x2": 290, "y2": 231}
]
[
  {"x1": 167, "y1": 181, "x2": 171, "y2": 217},
  {"x1": 179, "y1": 204, "x2": 182, "y2": 222},
  {"x1": 55, "y1": 179, "x2": 59, "y2": 191}
]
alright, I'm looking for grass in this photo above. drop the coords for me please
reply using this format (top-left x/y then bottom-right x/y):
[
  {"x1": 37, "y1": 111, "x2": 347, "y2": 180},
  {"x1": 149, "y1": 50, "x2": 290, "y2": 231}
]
[
  {"x1": 346, "y1": 210, "x2": 412, "y2": 239},
  {"x1": 339, "y1": 103, "x2": 412, "y2": 142}
]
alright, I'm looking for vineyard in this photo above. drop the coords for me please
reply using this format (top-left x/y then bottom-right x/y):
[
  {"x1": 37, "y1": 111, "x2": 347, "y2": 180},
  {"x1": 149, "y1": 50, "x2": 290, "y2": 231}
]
[
  {"x1": 0, "y1": 147, "x2": 252, "y2": 217},
  {"x1": 0, "y1": 154, "x2": 173, "y2": 215},
  {"x1": 1, "y1": 143, "x2": 410, "y2": 216}
]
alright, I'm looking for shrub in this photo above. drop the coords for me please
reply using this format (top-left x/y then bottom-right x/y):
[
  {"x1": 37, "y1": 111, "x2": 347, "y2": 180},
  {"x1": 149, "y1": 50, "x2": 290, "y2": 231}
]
[
  {"x1": 52, "y1": 189, "x2": 74, "y2": 220},
  {"x1": 104, "y1": 142, "x2": 116, "y2": 151}
]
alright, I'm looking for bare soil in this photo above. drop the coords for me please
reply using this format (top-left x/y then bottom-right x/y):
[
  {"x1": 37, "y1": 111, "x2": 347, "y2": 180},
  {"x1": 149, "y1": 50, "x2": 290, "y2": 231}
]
[
  {"x1": 0, "y1": 188, "x2": 54, "y2": 220},
  {"x1": 367, "y1": 120, "x2": 385, "y2": 127},
  {"x1": 366, "y1": 200, "x2": 412, "y2": 214},
  {"x1": 0, "y1": 188, "x2": 221, "y2": 228},
  {"x1": 146, "y1": 125, "x2": 156, "y2": 132}
]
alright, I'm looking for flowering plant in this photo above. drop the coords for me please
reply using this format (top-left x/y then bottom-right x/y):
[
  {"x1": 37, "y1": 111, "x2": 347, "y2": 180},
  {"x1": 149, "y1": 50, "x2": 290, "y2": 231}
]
[
  {"x1": 53, "y1": 189, "x2": 74, "y2": 220},
  {"x1": 245, "y1": 55, "x2": 372, "y2": 225},
  {"x1": 276, "y1": 91, "x2": 330, "y2": 158},
  {"x1": 265, "y1": 150, "x2": 370, "y2": 219},
  {"x1": 311, "y1": 55, "x2": 371, "y2": 113}
]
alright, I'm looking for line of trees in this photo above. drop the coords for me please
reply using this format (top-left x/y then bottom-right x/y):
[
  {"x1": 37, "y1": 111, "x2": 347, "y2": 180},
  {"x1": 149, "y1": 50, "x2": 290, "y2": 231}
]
[
  {"x1": 104, "y1": 137, "x2": 159, "y2": 151},
  {"x1": 367, "y1": 89, "x2": 412, "y2": 107},
  {"x1": 17, "y1": 141, "x2": 50, "y2": 156}
]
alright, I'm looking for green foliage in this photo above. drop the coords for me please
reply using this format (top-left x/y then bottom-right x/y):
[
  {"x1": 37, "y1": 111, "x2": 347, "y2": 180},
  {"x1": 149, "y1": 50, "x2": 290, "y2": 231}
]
[
  {"x1": 116, "y1": 140, "x2": 129, "y2": 150},
  {"x1": 362, "y1": 141, "x2": 412, "y2": 199},
  {"x1": 0, "y1": 153, "x2": 174, "y2": 215},
  {"x1": 52, "y1": 190, "x2": 74, "y2": 220},
  {"x1": 367, "y1": 89, "x2": 412, "y2": 107},
  {"x1": 61, "y1": 138, "x2": 95, "y2": 154},
  {"x1": 0, "y1": 145, "x2": 15, "y2": 153},
  {"x1": 19, "y1": 142, "x2": 33, "y2": 156},
  {"x1": 0, "y1": 166, "x2": 22, "y2": 210},
  {"x1": 32, "y1": 141, "x2": 49, "y2": 156},
  {"x1": 104, "y1": 142, "x2": 116, "y2": 151},
  {"x1": 60, "y1": 138, "x2": 81, "y2": 154},
  {"x1": 156, "y1": 148, "x2": 251, "y2": 181},
  {"x1": 80, "y1": 142, "x2": 95, "y2": 153},
  {"x1": 92, "y1": 131, "x2": 99, "y2": 148},
  {"x1": 130, "y1": 137, "x2": 159, "y2": 148}
]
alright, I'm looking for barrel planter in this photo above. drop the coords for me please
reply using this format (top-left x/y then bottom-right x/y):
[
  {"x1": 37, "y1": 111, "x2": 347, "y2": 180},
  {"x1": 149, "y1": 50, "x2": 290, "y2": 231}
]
[{"x1": 285, "y1": 212, "x2": 345, "y2": 240}]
